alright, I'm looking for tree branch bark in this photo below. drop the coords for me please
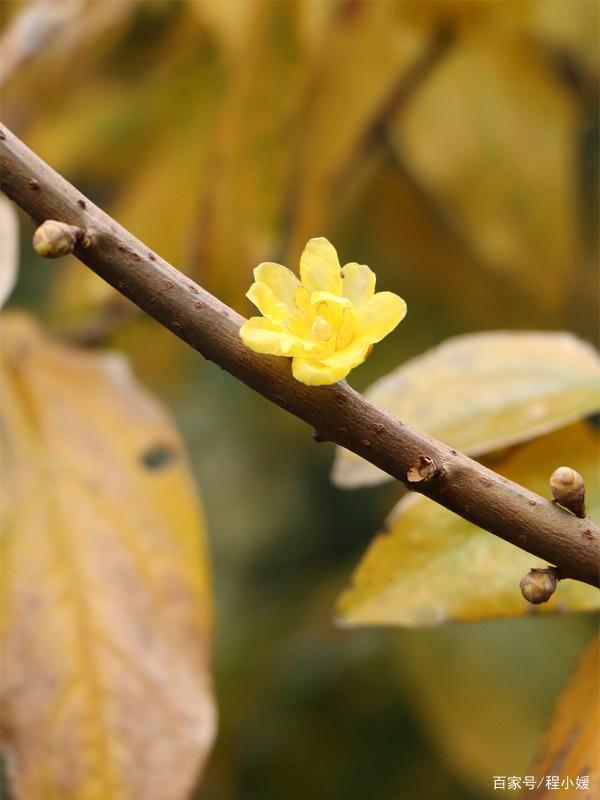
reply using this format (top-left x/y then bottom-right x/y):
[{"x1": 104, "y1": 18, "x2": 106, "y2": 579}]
[{"x1": 1, "y1": 123, "x2": 599, "y2": 588}]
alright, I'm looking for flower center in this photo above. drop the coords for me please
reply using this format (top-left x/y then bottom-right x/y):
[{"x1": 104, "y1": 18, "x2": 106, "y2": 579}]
[{"x1": 311, "y1": 315, "x2": 332, "y2": 342}]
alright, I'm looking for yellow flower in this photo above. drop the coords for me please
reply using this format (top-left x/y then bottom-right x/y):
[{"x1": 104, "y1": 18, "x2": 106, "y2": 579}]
[{"x1": 240, "y1": 238, "x2": 407, "y2": 386}]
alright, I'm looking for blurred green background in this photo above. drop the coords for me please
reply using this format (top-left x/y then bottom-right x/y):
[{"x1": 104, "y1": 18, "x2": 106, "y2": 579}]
[{"x1": 2, "y1": 1, "x2": 598, "y2": 798}]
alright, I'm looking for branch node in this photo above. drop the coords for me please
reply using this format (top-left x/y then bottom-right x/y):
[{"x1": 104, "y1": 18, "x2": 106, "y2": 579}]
[
  {"x1": 550, "y1": 466, "x2": 586, "y2": 518},
  {"x1": 519, "y1": 567, "x2": 558, "y2": 605},
  {"x1": 407, "y1": 455, "x2": 438, "y2": 483}
]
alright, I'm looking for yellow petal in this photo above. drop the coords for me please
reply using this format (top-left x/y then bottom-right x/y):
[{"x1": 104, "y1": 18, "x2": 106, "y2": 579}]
[
  {"x1": 240, "y1": 317, "x2": 286, "y2": 355},
  {"x1": 337, "y1": 308, "x2": 354, "y2": 350},
  {"x1": 246, "y1": 282, "x2": 289, "y2": 323},
  {"x1": 300, "y1": 238, "x2": 343, "y2": 295},
  {"x1": 284, "y1": 291, "x2": 353, "y2": 356},
  {"x1": 240, "y1": 317, "x2": 325, "y2": 359},
  {"x1": 294, "y1": 285, "x2": 311, "y2": 316},
  {"x1": 291, "y1": 356, "x2": 351, "y2": 386},
  {"x1": 254, "y1": 262, "x2": 300, "y2": 312},
  {"x1": 310, "y1": 292, "x2": 355, "y2": 342},
  {"x1": 282, "y1": 336, "x2": 327, "y2": 358},
  {"x1": 341, "y1": 263, "x2": 376, "y2": 308},
  {"x1": 310, "y1": 291, "x2": 352, "y2": 311},
  {"x1": 357, "y1": 292, "x2": 407, "y2": 343},
  {"x1": 321, "y1": 337, "x2": 371, "y2": 369}
]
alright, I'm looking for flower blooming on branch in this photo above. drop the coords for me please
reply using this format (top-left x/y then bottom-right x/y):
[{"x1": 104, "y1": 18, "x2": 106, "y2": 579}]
[{"x1": 240, "y1": 237, "x2": 407, "y2": 386}]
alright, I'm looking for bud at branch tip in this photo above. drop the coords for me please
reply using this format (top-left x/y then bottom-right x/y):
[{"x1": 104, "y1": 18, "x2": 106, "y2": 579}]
[
  {"x1": 33, "y1": 220, "x2": 92, "y2": 259},
  {"x1": 550, "y1": 466, "x2": 585, "y2": 518}
]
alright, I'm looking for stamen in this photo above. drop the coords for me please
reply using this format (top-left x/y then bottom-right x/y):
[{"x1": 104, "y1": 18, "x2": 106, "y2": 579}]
[{"x1": 311, "y1": 315, "x2": 332, "y2": 342}]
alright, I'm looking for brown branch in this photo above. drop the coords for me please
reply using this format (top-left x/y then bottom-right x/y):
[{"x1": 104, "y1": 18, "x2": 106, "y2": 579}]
[{"x1": 1, "y1": 123, "x2": 599, "y2": 588}]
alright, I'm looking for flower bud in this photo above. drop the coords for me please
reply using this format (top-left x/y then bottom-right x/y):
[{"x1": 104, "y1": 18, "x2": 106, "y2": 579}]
[
  {"x1": 550, "y1": 466, "x2": 585, "y2": 518},
  {"x1": 33, "y1": 220, "x2": 84, "y2": 258},
  {"x1": 519, "y1": 568, "x2": 557, "y2": 605}
]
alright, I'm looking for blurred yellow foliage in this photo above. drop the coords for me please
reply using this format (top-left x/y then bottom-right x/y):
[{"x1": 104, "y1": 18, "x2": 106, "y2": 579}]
[
  {"x1": 0, "y1": 313, "x2": 215, "y2": 800},
  {"x1": 333, "y1": 331, "x2": 600, "y2": 488},
  {"x1": 525, "y1": 633, "x2": 599, "y2": 798},
  {"x1": 0, "y1": 1, "x2": 598, "y2": 797},
  {"x1": 337, "y1": 422, "x2": 600, "y2": 627},
  {"x1": 1, "y1": 0, "x2": 595, "y2": 345}
]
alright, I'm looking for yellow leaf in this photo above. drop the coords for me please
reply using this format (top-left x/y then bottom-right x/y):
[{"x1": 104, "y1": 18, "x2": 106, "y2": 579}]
[
  {"x1": 0, "y1": 1, "x2": 85, "y2": 87},
  {"x1": 524, "y1": 633, "x2": 599, "y2": 799},
  {"x1": 189, "y1": 0, "x2": 309, "y2": 308},
  {"x1": 284, "y1": 1, "x2": 426, "y2": 260},
  {"x1": 336, "y1": 423, "x2": 600, "y2": 627},
  {"x1": 45, "y1": 12, "x2": 224, "y2": 324},
  {"x1": 530, "y1": 0, "x2": 599, "y2": 75},
  {"x1": 400, "y1": 0, "x2": 530, "y2": 30},
  {"x1": 392, "y1": 32, "x2": 578, "y2": 312},
  {"x1": 187, "y1": 0, "x2": 254, "y2": 50},
  {"x1": 394, "y1": 618, "x2": 594, "y2": 796},
  {"x1": 332, "y1": 331, "x2": 600, "y2": 488},
  {"x1": 110, "y1": 43, "x2": 222, "y2": 276},
  {"x1": 5, "y1": 1, "x2": 145, "y2": 174},
  {"x1": 0, "y1": 313, "x2": 216, "y2": 800}
]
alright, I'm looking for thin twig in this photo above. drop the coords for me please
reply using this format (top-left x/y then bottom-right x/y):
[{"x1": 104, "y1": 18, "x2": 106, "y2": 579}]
[{"x1": 1, "y1": 123, "x2": 598, "y2": 588}]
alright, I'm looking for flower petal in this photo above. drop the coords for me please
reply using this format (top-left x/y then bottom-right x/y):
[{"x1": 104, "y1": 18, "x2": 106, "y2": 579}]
[
  {"x1": 341, "y1": 262, "x2": 375, "y2": 308},
  {"x1": 294, "y1": 285, "x2": 311, "y2": 316},
  {"x1": 356, "y1": 292, "x2": 407, "y2": 343},
  {"x1": 308, "y1": 292, "x2": 355, "y2": 355},
  {"x1": 246, "y1": 282, "x2": 289, "y2": 323},
  {"x1": 300, "y1": 238, "x2": 343, "y2": 295},
  {"x1": 241, "y1": 317, "x2": 327, "y2": 358},
  {"x1": 291, "y1": 356, "x2": 350, "y2": 386},
  {"x1": 239, "y1": 317, "x2": 286, "y2": 355},
  {"x1": 281, "y1": 335, "x2": 326, "y2": 357},
  {"x1": 310, "y1": 292, "x2": 354, "y2": 330},
  {"x1": 309, "y1": 291, "x2": 352, "y2": 311},
  {"x1": 254, "y1": 262, "x2": 300, "y2": 311},
  {"x1": 335, "y1": 305, "x2": 355, "y2": 350},
  {"x1": 320, "y1": 337, "x2": 371, "y2": 369}
]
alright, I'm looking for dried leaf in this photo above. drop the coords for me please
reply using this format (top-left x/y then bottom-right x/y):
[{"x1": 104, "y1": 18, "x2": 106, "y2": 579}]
[
  {"x1": 0, "y1": 313, "x2": 216, "y2": 800},
  {"x1": 524, "y1": 634, "x2": 599, "y2": 799},
  {"x1": 187, "y1": 0, "x2": 255, "y2": 50},
  {"x1": 44, "y1": 12, "x2": 223, "y2": 325},
  {"x1": 530, "y1": 1, "x2": 599, "y2": 74},
  {"x1": 391, "y1": 32, "x2": 578, "y2": 311},
  {"x1": 0, "y1": 0, "x2": 83, "y2": 87},
  {"x1": 336, "y1": 423, "x2": 600, "y2": 627},
  {"x1": 285, "y1": 1, "x2": 427, "y2": 261},
  {"x1": 189, "y1": 0, "x2": 309, "y2": 307},
  {"x1": 395, "y1": 619, "x2": 593, "y2": 796},
  {"x1": 0, "y1": 196, "x2": 19, "y2": 309},
  {"x1": 332, "y1": 331, "x2": 600, "y2": 488}
]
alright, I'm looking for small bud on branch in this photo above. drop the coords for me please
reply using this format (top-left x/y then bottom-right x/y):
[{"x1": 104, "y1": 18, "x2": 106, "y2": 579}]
[
  {"x1": 33, "y1": 219, "x2": 91, "y2": 258},
  {"x1": 550, "y1": 466, "x2": 586, "y2": 518},
  {"x1": 519, "y1": 567, "x2": 558, "y2": 605}
]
